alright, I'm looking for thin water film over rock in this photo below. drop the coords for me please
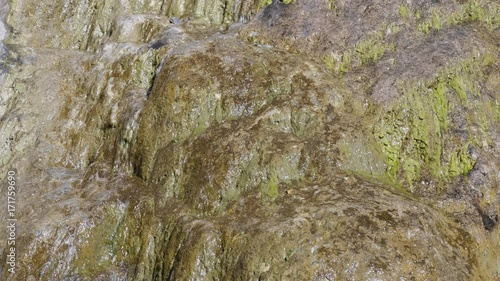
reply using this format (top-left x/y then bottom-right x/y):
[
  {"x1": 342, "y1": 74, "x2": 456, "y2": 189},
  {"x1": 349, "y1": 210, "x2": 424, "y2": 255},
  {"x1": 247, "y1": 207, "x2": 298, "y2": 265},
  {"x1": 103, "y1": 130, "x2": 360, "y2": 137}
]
[{"x1": 0, "y1": 0, "x2": 499, "y2": 280}]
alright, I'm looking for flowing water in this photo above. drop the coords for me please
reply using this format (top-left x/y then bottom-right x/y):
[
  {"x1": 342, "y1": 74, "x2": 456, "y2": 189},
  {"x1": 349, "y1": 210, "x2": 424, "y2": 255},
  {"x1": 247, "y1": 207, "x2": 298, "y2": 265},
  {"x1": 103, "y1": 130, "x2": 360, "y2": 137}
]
[{"x1": 0, "y1": 0, "x2": 499, "y2": 280}]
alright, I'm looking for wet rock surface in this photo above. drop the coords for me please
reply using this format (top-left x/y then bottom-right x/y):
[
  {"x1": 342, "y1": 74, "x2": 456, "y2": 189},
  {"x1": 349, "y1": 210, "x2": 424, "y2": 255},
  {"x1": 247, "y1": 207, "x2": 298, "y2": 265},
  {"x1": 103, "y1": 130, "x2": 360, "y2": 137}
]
[{"x1": 0, "y1": 0, "x2": 499, "y2": 280}]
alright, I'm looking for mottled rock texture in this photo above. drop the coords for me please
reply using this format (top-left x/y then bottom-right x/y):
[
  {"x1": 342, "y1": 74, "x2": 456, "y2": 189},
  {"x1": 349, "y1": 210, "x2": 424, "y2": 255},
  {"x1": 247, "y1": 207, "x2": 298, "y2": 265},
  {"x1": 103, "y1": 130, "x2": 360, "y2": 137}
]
[{"x1": 0, "y1": 0, "x2": 499, "y2": 280}]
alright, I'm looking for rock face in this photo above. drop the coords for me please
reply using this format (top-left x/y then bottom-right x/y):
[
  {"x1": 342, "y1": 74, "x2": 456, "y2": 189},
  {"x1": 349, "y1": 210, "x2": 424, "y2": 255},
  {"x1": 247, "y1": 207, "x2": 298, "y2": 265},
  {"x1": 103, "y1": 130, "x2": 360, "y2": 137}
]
[{"x1": 0, "y1": 0, "x2": 499, "y2": 280}]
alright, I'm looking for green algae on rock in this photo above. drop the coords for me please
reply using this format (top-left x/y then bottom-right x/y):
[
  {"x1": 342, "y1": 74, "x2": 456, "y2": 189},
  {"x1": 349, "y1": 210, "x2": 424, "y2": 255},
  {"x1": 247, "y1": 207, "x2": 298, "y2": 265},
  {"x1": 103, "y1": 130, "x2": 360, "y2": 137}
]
[{"x1": 0, "y1": 0, "x2": 499, "y2": 280}]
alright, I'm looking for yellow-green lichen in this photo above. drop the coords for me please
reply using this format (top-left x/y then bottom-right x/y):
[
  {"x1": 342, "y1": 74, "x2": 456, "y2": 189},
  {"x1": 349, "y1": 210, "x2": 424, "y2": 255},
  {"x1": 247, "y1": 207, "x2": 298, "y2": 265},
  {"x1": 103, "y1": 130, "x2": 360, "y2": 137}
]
[
  {"x1": 431, "y1": 10, "x2": 442, "y2": 31},
  {"x1": 327, "y1": 0, "x2": 335, "y2": 11},
  {"x1": 355, "y1": 35, "x2": 392, "y2": 65},
  {"x1": 415, "y1": 10, "x2": 422, "y2": 20},
  {"x1": 448, "y1": 145, "x2": 475, "y2": 177},
  {"x1": 324, "y1": 54, "x2": 336, "y2": 70},
  {"x1": 402, "y1": 158, "x2": 420, "y2": 188},
  {"x1": 339, "y1": 50, "x2": 353, "y2": 75},
  {"x1": 389, "y1": 23, "x2": 400, "y2": 34},
  {"x1": 399, "y1": 4, "x2": 408, "y2": 21},
  {"x1": 449, "y1": 74, "x2": 468, "y2": 104},
  {"x1": 260, "y1": 0, "x2": 273, "y2": 8},
  {"x1": 432, "y1": 79, "x2": 449, "y2": 132},
  {"x1": 418, "y1": 0, "x2": 500, "y2": 34},
  {"x1": 374, "y1": 52, "x2": 497, "y2": 189},
  {"x1": 324, "y1": 50, "x2": 353, "y2": 76},
  {"x1": 262, "y1": 172, "x2": 280, "y2": 199},
  {"x1": 325, "y1": 24, "x2": 396, "y2": 75},
  {"x1": 418, "y1": 21, "x2": 431, "y2": 33}
]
